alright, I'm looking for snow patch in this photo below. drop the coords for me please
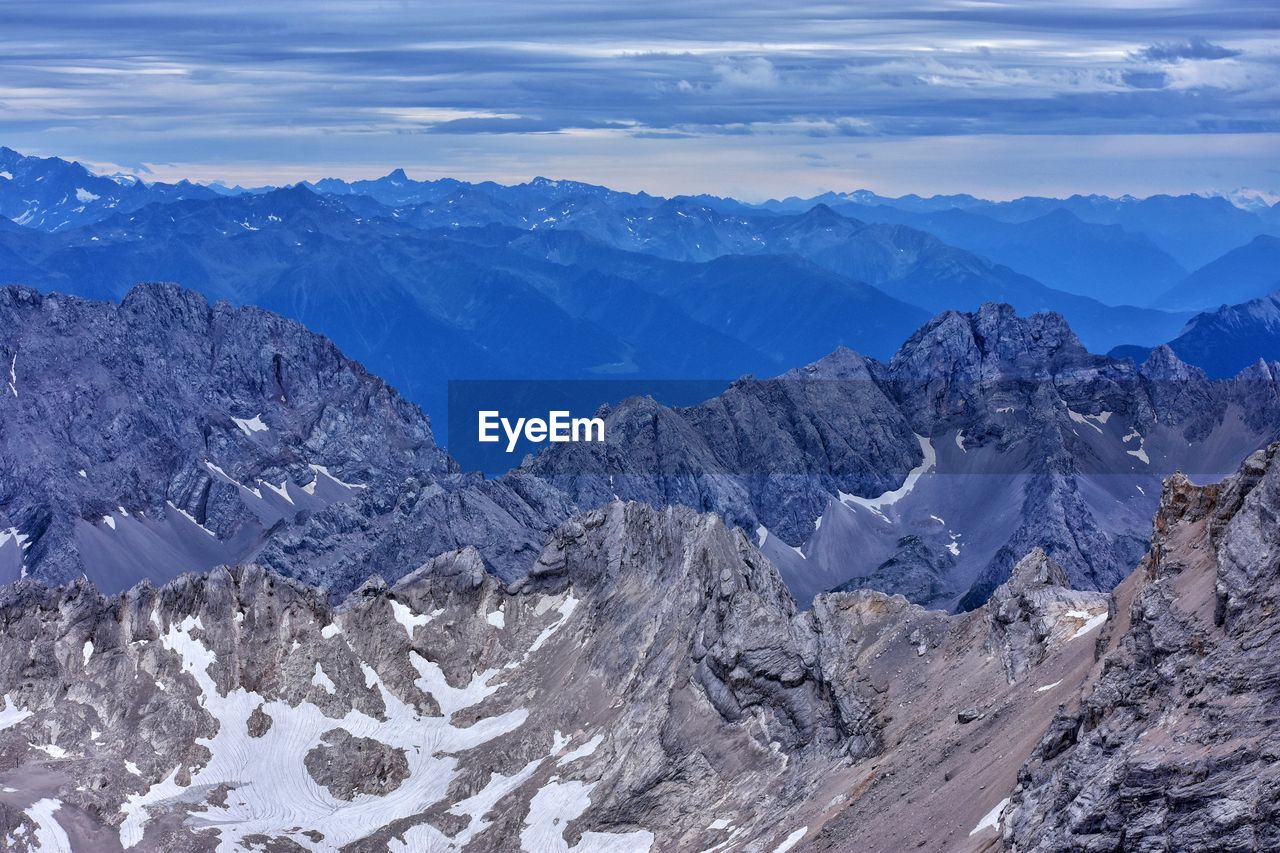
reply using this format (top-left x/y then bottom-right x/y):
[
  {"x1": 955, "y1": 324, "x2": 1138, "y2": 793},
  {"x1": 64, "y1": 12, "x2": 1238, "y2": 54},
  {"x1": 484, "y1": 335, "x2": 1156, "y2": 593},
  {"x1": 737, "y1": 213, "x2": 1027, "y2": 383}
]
[
  {"x1": 389, "y1": 599, "x2": 432, "y2": 638},
  {"x1": 521, "y1": 778, "x2": 654, "y2": 852},
  {"x1": 303, "y1": 464, "x2": 367, "y2": 493},
  {"x1": 526, "y1": 594, "x2": 579, "y2": 658},
  {"x1": 259, "y1": 478, "x2": 294, "y2": 504},
  {"x1": 8, "y1": 354, "x2": 16, "y2": 397},
  {"x1": 166, "y1": 501, "x2": 217, "y2": 538},
  {"x1": 320, "y1": 623, "x2": 342, "y2": 640},
  {"x1": 1066, "y1": 409, "x2": 1111, "y2": 433},
  {"x1": 774, "y1": 827, "x2": 808, "y2": 852},
  {"x1": 119, "y1": 614, "x2": 530, "y2": 851},
  {"x1": 487, "y1": 603, "x2": 506, "y2": 629},
  {"x1": 75, "y1": 187, "x2": 100, "y2": 203},
  {"x1": 0, "y1": 695, "x2": 31, "y2": 731},
  {"x1": 82, "y1": 640, "x2": 94, "y2": 667},
  {"x1": 969, "y1": 797, "x2": 1010, "y2": 836},
  {"x1": 204, "y1": 460, "x2": 262, "y2": 499},
  {"x1": 311, "y1": 662, "x2": 336, "y2": 694},
  {"x1": 0, "y1": 527, "x2": 30, "y2": 552},
  {"x1": 1036, "y1": 680, "x2": 1063, "y2": 693},
  {"x1": 33, "y1": 742, "x2": 68, "y2": 759},
  {"x1": 231, "y1": 414, "x2": 269, "y2": 436},
  {"x1": 557, "y1": 735, "x2": 603, "y2": 767},
  {"x1": 1123, "y1": 428, "x2": 1150, "y2": 464},
  {"x1": 955, "y1": 430, "x2": 966, "y2": 452},
  {"x1": 411, "y1": 653, "x2": 503, "y2": 720},
  {"x1": 25, "y1": 798, "x2": 73, "y2": 853},
  {"x1": 1069, "y1": 610, "x2": 1109, "y2": 639}
]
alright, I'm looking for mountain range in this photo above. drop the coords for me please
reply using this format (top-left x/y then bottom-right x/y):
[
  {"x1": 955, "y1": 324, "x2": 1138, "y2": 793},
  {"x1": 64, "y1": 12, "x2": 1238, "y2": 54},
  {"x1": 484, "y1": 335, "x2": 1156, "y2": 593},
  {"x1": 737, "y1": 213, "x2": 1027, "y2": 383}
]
[
  {"x1": 3, "y1": 146, "x2": 1280, "y2": 850},
  {"x1": 0, "y1": 421, "x2": 1276, "y2": 851},
  {"x1": 5, "y1": 283, "x2": 1277, "y2": 619},
  {"x1": 6, "y1": 146, "x2": 1279, "y2": 442}
]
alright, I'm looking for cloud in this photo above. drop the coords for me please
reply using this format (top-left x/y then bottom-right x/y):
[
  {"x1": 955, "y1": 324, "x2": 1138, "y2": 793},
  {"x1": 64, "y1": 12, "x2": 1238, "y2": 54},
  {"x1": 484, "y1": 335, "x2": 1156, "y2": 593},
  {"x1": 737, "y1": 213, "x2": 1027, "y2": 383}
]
[
  {"x1": 1122, "y1": 69, "x2": 1170, "y2": 90},
  {"x1": 1139, "y1": 37, "x2": 1243, "y2": 63},
  {"x1": 0, "y1": 0, "x2": 1274, "y2": 196},
  {"x1": 712, "y1": 57, "x2": 779, "y2": 90}
]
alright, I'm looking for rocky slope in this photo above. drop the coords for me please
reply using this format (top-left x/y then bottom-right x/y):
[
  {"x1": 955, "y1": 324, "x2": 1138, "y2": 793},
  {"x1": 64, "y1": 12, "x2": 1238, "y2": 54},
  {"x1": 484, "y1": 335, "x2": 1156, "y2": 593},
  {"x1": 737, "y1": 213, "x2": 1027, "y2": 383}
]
[
  {"x1": 2, "y1": 443, "x2": 1277, "y2": 851},
  {"x1": 530, "y1": 303, "x2": 1280, "y2": 609},
  {"x1": 0, "y1": 283, "x2": 570, "y2": 595},
  {"x1": 1004, "y1": 443, "x2": 1280, "y2": 850}
]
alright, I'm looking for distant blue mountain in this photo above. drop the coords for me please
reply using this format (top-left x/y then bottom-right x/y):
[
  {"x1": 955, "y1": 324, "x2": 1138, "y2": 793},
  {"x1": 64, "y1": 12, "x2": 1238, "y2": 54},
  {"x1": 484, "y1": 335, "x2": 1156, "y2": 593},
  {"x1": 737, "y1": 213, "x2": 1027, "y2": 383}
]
[
  {"x1": 808, "y1": 204, "x2": 1187, "y2": 307},
  {"x1": 1156, "y1": 235, "x2": 1280, "y2": 312},
  {"x1": 1, "y1": 145, "x2": 1266, "y2": 432},
  {"x1": 0, "y1": 146, "x2": 217, "y2": 232},
  {"x1": 805, "y1": 189, "x2": 1279, "y2": 272}
]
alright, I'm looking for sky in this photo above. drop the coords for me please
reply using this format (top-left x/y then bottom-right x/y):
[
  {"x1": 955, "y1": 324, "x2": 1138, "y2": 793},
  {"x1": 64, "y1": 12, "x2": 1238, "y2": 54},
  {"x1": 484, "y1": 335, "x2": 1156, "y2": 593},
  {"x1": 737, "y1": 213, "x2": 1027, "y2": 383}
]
[{"x1": 1, "y1": 0, "x2": 1278, "y2": 200}]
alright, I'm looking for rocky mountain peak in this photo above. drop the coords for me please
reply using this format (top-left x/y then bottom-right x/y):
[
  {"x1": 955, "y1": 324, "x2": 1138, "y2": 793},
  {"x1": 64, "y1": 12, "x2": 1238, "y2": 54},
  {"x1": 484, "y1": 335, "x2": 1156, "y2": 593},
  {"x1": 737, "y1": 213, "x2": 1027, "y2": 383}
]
[
  {"x1": 887, "y1": 302, "x2": 1086, "y2": 383},
  {"x1": 1140, "y1": 342, "x2": 1207, "y2": 381},
  {"x1": 984, "y1": 547, "x2": 1109, "y2": 681},
  {"x1": 1003, "y1": 547, "x2": 1071, "y2": 590}
]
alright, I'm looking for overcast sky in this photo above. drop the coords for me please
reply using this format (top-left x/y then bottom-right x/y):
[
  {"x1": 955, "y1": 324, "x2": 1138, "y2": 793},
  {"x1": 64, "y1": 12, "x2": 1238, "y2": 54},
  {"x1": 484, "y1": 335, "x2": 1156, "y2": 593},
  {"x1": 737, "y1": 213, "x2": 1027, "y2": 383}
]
[{"x1": 2, "y1": 1, "x2": 1277, "y2": 199}]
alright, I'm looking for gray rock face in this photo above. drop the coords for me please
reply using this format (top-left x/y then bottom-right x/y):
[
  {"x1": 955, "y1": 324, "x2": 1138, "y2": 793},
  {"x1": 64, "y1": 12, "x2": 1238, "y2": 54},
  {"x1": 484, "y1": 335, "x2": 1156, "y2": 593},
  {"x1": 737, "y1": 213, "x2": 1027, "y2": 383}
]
[
  {"x1": 0, "y1": 283, "x2": 570, "y2": 595},
  {"x1": 304, "y1": 729, "x2": 410, "y2": 800},
  {"x1": 3, "y1": 281, "x2": 1276, "y2": 620},
  {"x1": 0, "y1": 501, "x2": 878, "y2": 852},
  {"x1": 983, "y1": 548, "x2": 1110, "y2": 682},
  {"x1": 1005, "y1": 444, "x2": 1280, "y2": 851},
  {"x1": 1, "y1": 444, "x2": 1278, "y2": 850},
  {"x1": 532, "y1": 302, "x2": 1280, "y2": 609}
]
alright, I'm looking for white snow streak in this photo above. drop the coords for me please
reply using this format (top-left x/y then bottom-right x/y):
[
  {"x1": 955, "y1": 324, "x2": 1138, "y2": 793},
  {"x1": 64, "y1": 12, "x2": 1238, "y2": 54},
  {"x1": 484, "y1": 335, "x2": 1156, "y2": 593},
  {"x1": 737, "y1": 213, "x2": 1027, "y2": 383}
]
[
  {"x1": 526, "y1": 594, "x2": 579, "y2": 657},
  {"x1": 310, "y1": 662, "x2": 336, "y2": 694},
  {"x1": 303, "y1": 464, "x2": 367, "y2": 493},
  {"x1": 839, "y1": 435, "x2": 935, "y2": 520},
  {"x1": 25, "y1": 799, "x2": 73, "y2": 853},
  {"x1": 1123, "y1": 428, "x2": 1150, "y2": 464},
  {"x1": 774, "y1": 827, "x2": 808, "y2": 852},
  {"x1": 411, "y1": 653, "x2": 501, "y2": 720},
  {"x1": 969, "y1": 797, "x2": 1010, "y2": 836},
  {"x1": 1, "y1": 527, "x2": 31, "y2": 552},
  {"x1": 231, "y1": 414, "x2": 269, "y2": 436},
  {"x1": 7, "y1": 354, "x2": 15, "y2": 397},
  {"x1": 390, "y1": 599, "x2": 432, "y2": 638},
  {"x1": 1069, "y1": 610, "x2": 1109, "y2": 639},
  {"x1": 0, "y1": 694, "x2": 31, "y2": 731},
  {"x1": 166, "y1": 501, "x2": 217, "y2": 538},
  {"x1": 557, "y1": 735, "x2": 603, "y2": 767}
]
